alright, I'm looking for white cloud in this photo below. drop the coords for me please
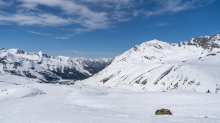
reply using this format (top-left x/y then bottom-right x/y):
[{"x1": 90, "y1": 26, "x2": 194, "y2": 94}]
[
  {"x1": 0, "y1": 0, "x2": 216, "y2": 33},
  {"x1": 0, "y1": 0, "x2": 12, "y2": 8},
  {"x1": 0, "y1": 0, "x2": 111, "y2": 32},
  {"x1": 67, "y1": 34, "x2": 74, "y2": 37},
  {"x1": 28, "y1": 31, "x2": 51, "y2": 35},
  {"x1": 141, "y1": 0, "x2": 216, "y2": 17},
  {"x1": 17, "y1": 0, "x2": 110, "y2": 32},
  {"x1": 71, "y1": 50, "x2": 84, "y2": 54},
  {"x1": 80, "y1": 0, "x2": 136, "y2": 9},
  {"x1": 146, "y1": 22, "x2": 172, "y2": 27},
  {"x1": 0, "y1": 13, "x2": 73, "y2": 26},
  {"x1": 56, "y1": 37, "x2": 69, "y2": 40},
  {"x1": 156, "y1": 22, "x2": 172, "y2": 26},
  {"x1": 0, "y1": 0, "x2": 138, "y2": 33}
]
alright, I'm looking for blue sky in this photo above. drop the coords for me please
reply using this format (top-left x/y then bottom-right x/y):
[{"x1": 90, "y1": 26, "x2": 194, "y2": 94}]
[{"x1": 0, "y1": 0, "x2": 220, "y2": 58}]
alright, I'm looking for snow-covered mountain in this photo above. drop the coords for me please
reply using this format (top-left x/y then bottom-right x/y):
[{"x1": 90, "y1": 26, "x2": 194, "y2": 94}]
[
  {"x1": 73, "y1": 57, "x2": 112, "y2": 74},
  {"x1": 0, "y1": 48, "x2": 111, "y2": 82},
  {"x1": 77, "y1": 33, "x2": 220, "y2": 93},
  {"x1": 0, "y1": 48, "x2": 60, "y2": 82}
]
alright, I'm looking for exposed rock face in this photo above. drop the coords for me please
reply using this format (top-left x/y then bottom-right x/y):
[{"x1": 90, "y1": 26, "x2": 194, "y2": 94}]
[
  {"x1": 179, "y1": 33, "x2": 220, "y2": 50},
  {"x1": 155, "y1": 109, "x2": 172, "y2": 115}
]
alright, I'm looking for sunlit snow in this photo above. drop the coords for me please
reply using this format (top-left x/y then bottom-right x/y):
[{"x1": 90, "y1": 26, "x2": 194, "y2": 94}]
[{"x1": 1, "y1": 80, "x2": 220, "y2": 123}]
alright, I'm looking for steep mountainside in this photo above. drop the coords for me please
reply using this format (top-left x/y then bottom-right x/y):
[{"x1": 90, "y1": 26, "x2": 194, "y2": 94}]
[
  {"x1": 0, "y1": 49, "x2": 111, "y2": 82},
  {"x1": 77, "y1": 33, "x2": 220, "y2": 93}
]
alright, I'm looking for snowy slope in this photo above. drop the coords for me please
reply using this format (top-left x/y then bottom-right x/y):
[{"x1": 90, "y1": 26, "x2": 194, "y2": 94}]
[
  {"x1": 1, "y1": 81, "x2": 220, "y2": 123},
  {"x1": 77, "y1": 33, "x2": 220, "y2": 93},
  {"x1": 0, "y1": 48, "x2": 112, "y2": 82}
]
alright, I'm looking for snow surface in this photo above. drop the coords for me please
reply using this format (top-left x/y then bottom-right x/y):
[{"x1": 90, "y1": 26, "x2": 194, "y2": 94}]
[{"x1": 1, "y1": 79, "x2": 220, "y2": 123}]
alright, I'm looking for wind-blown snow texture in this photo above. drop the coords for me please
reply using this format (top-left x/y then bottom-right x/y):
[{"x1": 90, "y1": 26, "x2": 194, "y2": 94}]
[
  {"x1": 0, "y1": 48, "x2": 111, "y2": 82},
  {"x1": 77, "y1": 33, "x2": 220, "y2": 93}
]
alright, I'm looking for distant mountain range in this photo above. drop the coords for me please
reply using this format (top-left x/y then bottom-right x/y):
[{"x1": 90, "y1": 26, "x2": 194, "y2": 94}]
[
  {"x1": 77, "y1": 33, "x2": 220, "y2": 93},
  {"x1": 0, "y1": 48, "x2": 112, "y2": 82}
]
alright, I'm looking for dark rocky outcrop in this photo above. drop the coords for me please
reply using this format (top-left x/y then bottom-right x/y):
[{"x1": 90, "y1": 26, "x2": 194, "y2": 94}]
[{"x1": 155, "y1": 109, "x2": 172, "y2": 115}]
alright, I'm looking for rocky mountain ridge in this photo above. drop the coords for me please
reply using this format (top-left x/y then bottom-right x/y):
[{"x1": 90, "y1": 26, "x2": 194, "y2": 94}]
[{"x1": 0, "y1": 48, "x2": 111, "y2": 82}]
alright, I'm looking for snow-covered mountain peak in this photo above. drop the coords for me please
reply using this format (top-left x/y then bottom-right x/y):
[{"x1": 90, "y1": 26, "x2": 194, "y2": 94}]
[
  {"x1": 2, "y1": 48, "x2": 24, "y2": 55},
  {"x1": 78, "y1": 33, "x2": 220, "y2": 93},
  {"x1": 130, "y1": 39, "x2": 178, "y2": 53},
  {"x1": 37, "y1": 51, "x2": 43, "y2": 56},
  {"x1": 113, "y1": 40, "x2": 179, "y2": 64},
  {"x1": 113, "y1": 33, "x2": 220, "y2": 65},
  {"x1": 144, "y1": 39, "x2": 162, "y2": 43}
]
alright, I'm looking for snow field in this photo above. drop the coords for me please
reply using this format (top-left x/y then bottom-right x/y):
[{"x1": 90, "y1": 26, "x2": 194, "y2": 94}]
[{"x1": 0, "y1": 80, "x2": 220, "y2": 123}]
